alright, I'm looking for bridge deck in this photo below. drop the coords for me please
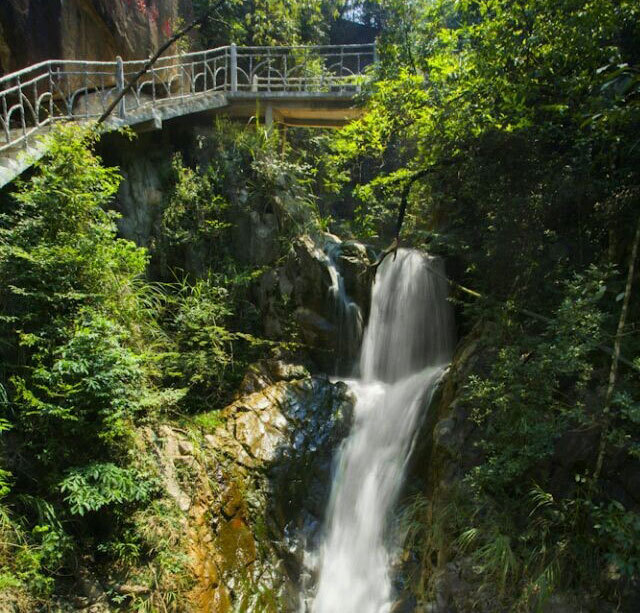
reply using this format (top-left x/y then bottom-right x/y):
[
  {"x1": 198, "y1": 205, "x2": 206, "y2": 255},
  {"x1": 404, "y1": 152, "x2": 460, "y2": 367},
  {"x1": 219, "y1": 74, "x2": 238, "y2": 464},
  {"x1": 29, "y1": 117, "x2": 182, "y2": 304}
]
[{"x1": 0, "y1": 43, "x2": 374, "y2": 188}]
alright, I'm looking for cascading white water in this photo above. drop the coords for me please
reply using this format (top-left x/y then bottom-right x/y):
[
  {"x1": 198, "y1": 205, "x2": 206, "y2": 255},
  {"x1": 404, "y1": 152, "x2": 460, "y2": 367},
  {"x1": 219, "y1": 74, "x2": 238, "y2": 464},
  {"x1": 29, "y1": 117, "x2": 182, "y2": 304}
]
[{"x1": 309, "y1": 248, "x2": 454, "y2": 613}]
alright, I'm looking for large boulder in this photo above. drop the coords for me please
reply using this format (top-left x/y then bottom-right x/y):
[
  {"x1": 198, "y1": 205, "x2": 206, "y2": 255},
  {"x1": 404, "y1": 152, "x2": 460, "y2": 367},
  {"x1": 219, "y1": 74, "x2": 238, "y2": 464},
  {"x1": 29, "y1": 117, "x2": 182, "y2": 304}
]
[
  {"x1": 0, "y1": 0, "x2": 190, "y2": 74},
  {"x1": 210, "y1": 374, "x2": 354, "y2": 542},
  {"x1": 258, "y1": 234, "x2": 373, "y2": 374}
]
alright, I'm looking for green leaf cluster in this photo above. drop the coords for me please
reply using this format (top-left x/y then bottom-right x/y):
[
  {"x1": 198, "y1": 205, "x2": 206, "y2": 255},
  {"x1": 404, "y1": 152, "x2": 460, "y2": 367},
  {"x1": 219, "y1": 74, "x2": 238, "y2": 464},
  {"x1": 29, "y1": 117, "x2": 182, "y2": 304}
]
[{"x1": 0, "y1": 126, "x2": 163, "y2": 598}]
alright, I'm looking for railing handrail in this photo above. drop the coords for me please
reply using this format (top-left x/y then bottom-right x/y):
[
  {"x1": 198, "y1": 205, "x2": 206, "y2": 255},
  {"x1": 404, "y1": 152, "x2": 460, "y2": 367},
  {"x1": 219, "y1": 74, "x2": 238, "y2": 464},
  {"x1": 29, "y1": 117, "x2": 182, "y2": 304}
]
[
  {"x1": 120, "y1": 44, "x2": 230, "y2": 66},
  {"x1": 234, "y1": 43, "x2": 375, "y2": 51},
  {"x1": 0, "y1": 43, "x2": 376, "y2": 84},
  {"x1": 0, "y1": 60, "x2": 119, "y2": 85}
]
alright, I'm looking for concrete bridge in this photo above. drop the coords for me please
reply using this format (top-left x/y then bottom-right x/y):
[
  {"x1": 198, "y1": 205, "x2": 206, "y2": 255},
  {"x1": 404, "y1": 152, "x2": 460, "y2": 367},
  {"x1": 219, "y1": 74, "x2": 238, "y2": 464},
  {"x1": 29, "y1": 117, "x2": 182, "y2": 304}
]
[{"x1": 0, "y1": 43, "x2": 375, "y2": 188}]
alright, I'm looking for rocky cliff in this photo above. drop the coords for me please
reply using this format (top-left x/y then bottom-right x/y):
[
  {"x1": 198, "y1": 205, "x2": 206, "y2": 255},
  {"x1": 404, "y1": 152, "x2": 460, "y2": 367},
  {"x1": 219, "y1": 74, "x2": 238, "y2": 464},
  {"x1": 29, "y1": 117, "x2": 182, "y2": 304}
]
[
  {"x1": 58, "y1": 363, "x2": 354, "y2": 612},
  {"x1": 0, "y1": 0, "x2": 192, "y2": 74}
]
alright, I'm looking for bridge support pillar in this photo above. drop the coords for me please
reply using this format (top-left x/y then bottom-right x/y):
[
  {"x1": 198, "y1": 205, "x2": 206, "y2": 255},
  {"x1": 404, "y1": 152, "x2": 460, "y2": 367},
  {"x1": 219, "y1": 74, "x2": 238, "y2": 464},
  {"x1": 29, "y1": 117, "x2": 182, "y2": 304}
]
[{"x1": 265, "y1": 103, "x2": 273, "y2": 129}]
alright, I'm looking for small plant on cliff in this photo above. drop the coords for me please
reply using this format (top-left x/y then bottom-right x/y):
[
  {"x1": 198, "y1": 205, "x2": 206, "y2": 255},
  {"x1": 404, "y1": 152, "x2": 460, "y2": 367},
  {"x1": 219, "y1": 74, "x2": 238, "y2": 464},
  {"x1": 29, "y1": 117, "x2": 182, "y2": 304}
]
[
  {"x1": 162, "y1": 275, "x2": 235, "y2": 409},
  {"x1": 161, "y1": 153, "x2": 231, "y2": 268}
]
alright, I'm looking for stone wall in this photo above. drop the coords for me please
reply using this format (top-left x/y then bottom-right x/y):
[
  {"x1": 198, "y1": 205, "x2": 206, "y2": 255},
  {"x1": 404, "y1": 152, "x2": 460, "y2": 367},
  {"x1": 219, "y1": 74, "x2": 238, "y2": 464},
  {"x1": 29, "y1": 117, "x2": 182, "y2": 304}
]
[{"x1": 0, "y1": 0, "x2": 192, "y2": 75}]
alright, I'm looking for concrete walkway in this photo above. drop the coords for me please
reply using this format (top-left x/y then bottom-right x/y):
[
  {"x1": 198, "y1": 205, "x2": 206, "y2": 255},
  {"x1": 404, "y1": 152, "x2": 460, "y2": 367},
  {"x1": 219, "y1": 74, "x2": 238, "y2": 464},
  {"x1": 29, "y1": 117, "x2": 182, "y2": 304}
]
[{"x1": 0, "y1": 44, "x2": 375, "y2": 188}]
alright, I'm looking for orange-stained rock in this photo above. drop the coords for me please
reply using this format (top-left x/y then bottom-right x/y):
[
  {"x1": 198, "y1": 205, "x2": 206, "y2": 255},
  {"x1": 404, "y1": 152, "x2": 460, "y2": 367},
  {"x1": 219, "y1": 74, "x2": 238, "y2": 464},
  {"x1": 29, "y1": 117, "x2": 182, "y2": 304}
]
[{"x1": 215, "y1": 516, "x2": 257, "y2": 572}]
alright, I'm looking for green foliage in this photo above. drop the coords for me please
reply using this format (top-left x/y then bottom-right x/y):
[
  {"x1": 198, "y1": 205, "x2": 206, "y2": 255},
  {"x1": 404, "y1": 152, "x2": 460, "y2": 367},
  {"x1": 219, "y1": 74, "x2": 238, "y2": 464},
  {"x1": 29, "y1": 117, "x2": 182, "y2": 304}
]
[
  {"x1": 250, "y1": 147, "x2": 319, "y2": 234},
  {"x1": 0, "y1": 126, "x2": 173, "y2": 598},
  {"x1": 467, "y1": 269, "x2": 608, "y2": 495},
  {"x1": 0, "y1": 127, "x2": 152, "y2": 462},
  {"x1": 444, "y1": 268, "x2": 639, "y2": 606},
  {"x1": 161, "y1": 271, "x2": 279, "y2": 411},
  {"x1": 60, "y1": 463, "x2": 155, "y2": 516},
  {"x1": 0, "y1": 497, "x2": 73, "y2": 600},
  {"x1": 592, "y1": 500, "x2": 640, "y2": 578},
  {"x1": 0, "y1": 400, "x2": 11, "y2": 499},
  {"x1": 198, "y1": 0, "x2": 347, "y2": 47},
  {"x1": 161, "y1": 153, "x2": 231, "y2": 253},
  {"x1": 159, "y1": 118, "x2": 323, "y2": 275},
  {"x1": 162, "y1": 275, "x2": 236, "y2": 409},
  {"x1": 12, "y1": 312, "x2": 144, "y2": 464},
  {"x1": 192, "y1": 410, "x2": 225, "y2": 431},
  {"x1": 0, "y1": 126, "x2": 143, "y2": 330},
  {"x1": 332, "y1": 0, "x2": 640, "y2": 271}
]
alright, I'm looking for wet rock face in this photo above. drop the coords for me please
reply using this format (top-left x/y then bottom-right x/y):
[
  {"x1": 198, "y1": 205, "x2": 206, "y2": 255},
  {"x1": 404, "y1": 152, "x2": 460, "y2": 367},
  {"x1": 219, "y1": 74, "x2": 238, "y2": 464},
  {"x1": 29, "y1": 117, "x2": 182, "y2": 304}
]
[
  {"x1": 0, "y1": 0, "x2": 189, "y2": 74},
  {"x1": 210, "y1": 375, "x2": 354, "y2": 610},
  {"x1": 267, "y1": 234, "x2": 373, "y2": 373},
  {"x1": 211, "y1": 374, "x2": 354, "y2": 541},
  {"x1": 231, "y1": 209, "x2": 281, "y2": 266},
  {"x1": 115, "y1": 150, "x2": 165, "y2": 248},
  {"x1": 237, "y1": 358, "x2": 311, "y2": 397},
  {"x1": 143, "y1": 371, "x2": 354, "y2": 612},
  {"x1": 335, "y1": 239, "x2": 375, "y2": 316}
]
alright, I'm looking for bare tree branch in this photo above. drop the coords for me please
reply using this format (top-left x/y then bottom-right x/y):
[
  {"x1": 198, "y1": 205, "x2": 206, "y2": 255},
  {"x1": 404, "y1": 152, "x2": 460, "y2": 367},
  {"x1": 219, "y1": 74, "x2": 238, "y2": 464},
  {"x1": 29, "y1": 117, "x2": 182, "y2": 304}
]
[
  {"x1": 594, "y1": 213, "x2": 640, "y2": 481},
  {"x1": 97, "y1": 0, "x2": 226, "y2": 125}
]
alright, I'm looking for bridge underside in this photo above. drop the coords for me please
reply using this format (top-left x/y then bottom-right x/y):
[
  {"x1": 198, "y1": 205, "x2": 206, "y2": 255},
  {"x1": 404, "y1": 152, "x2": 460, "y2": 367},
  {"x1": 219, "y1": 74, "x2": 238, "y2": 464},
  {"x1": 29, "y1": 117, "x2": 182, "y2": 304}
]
[
  {"x1": 112, "y1": 91, "x2": 364, "y2": 132},
  {"x1": 223, "y1": 93, "x2": 364, "y2": 128},
  {"x1": 0, "y1": 92, "x2": 363, "y2": 188}
]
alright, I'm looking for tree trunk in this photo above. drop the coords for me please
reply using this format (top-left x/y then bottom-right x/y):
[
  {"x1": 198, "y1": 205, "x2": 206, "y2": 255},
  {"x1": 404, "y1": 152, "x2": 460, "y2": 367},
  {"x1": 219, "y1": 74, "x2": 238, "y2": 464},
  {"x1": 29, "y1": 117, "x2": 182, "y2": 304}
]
[{"x1": 593, "y1": 213, "x2": 640, "y2": 482}]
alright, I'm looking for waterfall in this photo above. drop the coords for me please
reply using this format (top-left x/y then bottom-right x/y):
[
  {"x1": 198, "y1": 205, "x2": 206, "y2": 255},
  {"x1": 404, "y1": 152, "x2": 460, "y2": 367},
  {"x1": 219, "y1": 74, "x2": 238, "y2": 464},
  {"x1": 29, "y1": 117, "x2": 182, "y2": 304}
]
[
  {"x1": 324, "y1": 240, "x2": 364, "y2": 375},
  {"x1": 308, "y1": 248, "x2": 454, "y2": 613}
]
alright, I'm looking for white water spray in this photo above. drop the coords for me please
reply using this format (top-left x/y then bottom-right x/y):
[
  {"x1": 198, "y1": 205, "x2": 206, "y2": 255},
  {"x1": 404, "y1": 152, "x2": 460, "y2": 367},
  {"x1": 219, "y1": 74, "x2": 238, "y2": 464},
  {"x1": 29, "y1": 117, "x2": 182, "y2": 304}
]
[{"x1": 309, "y1": 248, "x2": 454, "y2": 613}]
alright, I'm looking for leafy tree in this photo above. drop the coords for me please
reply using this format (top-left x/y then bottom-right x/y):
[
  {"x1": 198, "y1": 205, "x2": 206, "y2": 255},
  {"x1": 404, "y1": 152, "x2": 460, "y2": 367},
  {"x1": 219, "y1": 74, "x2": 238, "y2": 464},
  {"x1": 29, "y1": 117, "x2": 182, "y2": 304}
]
[
  {"x1": 328, "y1": 0, "x2": 640, "y2": 606},
  {"x1": 0, "y1": 126, "x2": 161, "y2": 593},
  {"x1": 198, "y1": 0, "x2": 349, "y2": 46}
]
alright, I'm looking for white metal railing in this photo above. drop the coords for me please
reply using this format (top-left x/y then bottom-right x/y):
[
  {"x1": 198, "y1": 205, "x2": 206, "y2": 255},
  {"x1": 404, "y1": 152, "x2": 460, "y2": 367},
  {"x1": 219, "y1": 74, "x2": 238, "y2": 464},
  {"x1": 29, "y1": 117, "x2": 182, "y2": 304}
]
[{"x1": 0, "y1": 43, "x2": 375, "y2": 153}]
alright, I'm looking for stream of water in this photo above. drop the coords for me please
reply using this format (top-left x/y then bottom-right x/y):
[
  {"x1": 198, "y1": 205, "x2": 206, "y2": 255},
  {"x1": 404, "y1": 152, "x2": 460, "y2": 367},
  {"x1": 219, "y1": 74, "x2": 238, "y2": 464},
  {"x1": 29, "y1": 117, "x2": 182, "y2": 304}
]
[
  {"x1": 308, "y1": 248, "x2": 454, "y2": 613},
  {"x1": 324, "y1": 240, "x2": 363, "y2": 375}
]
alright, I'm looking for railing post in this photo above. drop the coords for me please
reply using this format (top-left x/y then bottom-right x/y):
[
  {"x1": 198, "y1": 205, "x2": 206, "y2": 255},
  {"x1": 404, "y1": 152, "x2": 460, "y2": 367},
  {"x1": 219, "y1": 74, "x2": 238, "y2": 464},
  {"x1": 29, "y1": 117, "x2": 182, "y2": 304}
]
[
  {"x1": 83, "y1": 62, "x2": 89, "y2": 118},
  {"x1": 203, "y1": 50, "x2": 208, "y2": 92},
  {"x1": 2, "y1": 95, "x2": 9, "y2": 144},
  {"x1": 115, "y1": 56, "x2": 126, "y2": 119},
  {"x1": 17, "y1": 76, "x2": 27, "y2": 144},
  {"x1": 48, "y1": 64, "x2": 55, "y2": 130},
  {"x1": 373, "y1": 41, "x2": 379, "y2": 65},
  {"x1": 283, "y1": 54, "x2": 288, "y2": 90},
  {"x1": 230, "y1": 43, "x2": 238, "y2": 92},
  {"x1": 267, "y1": 48, "x2": 271, "y2": 92},
  {"x1": 32, "y1": 80, "x2": 38, "y2": 124}
]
